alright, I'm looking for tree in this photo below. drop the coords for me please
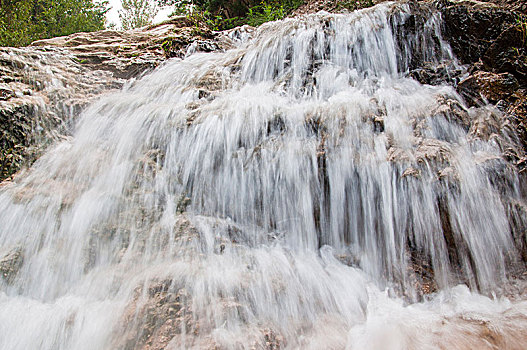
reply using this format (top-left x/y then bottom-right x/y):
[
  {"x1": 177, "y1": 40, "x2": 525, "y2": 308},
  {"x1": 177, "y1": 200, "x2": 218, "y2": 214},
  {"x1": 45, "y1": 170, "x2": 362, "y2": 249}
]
[
  {"x1": 119, "y1": 0, "x2": 159, "y2": 30},
  {"x1": 0, "y1": 0, "x2": 109, "y2": 47}
]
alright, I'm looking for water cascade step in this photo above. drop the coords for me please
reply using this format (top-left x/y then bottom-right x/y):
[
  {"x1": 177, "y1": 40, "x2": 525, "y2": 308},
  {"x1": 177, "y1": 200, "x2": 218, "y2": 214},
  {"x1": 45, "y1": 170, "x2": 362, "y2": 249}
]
[{"x1": 1, "y1": 2, "x2": 527, "y2": 349}]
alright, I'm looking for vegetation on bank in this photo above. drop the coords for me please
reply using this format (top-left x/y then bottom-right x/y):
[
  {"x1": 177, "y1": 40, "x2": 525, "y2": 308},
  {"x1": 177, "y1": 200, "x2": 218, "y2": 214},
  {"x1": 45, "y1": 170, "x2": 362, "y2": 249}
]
[
  {"x1": 0, "y1": 0, "x2": 379, "y2": 47},
  {"x1": 119, "y1": 0, "x2": 159, "y2": 30},
  {"x1": 0, "y1": 0, "x2": 109, "y2": 47},
  {"x1": 169, "y1": 0, "x2": 373, "y2": 30},
  {"x1": 170, "y1": 0, "x2": 303, "y2": 30}
]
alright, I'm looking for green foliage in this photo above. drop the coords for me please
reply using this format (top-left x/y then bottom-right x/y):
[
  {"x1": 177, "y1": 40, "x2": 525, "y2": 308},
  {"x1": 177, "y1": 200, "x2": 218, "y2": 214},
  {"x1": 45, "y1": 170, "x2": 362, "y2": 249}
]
[
  {"x1": 0, "y1": 0, "x2": 108, "y2": 47},
  {"x1": 184, "y1": 8, "x2": 242, "y2": 31},
  {"x1": 119, "y1": 0, "x2": 159, "y2": 30},
  {"x1": 245, "y1": 2, "x2": 285, "y2": 27},
  {"x1": 167, "y1": 0, "x2": 193, "y2": 15},
  {"x1": 336, "y1": 0, "x2": 374, "y2": 12},
  {"x1": 171, "y1": 0, "x2": 303, "y2": 30}
]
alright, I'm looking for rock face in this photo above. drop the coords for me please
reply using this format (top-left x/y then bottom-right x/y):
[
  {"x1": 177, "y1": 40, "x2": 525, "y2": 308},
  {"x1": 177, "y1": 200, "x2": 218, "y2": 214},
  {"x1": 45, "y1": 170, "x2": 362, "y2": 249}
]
[
  {"x1": 438, "y1": 0, "x2": 526, "y2": 81},
  {"x1": 437, "y1": 0, "x2": 527, "y2": 170},
  {"x1": 0, "y1": 47, "x2": 117, "y2": 181},
  {"x1": 29, "y1": 17, "x2": 225, "y2": 79},
  {"x1": 438, "y1": 0, "x2": 519, "y2": 66},
  {"x1": 458, "y1": 71, "x2": 519, "y2": 104},
  {"x1": 0, "y1": 247, "x2": 23, "y2": 283},
  {"x1": 0, "y1": 18, "x2": 231, "y2": 182}
]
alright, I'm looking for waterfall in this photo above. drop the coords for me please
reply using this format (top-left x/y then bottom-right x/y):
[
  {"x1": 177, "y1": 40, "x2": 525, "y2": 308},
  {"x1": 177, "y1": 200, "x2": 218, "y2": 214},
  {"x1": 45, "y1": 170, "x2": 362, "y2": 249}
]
[{"x1": 1, "y1": 2, "x2": 527, "y2": 349}]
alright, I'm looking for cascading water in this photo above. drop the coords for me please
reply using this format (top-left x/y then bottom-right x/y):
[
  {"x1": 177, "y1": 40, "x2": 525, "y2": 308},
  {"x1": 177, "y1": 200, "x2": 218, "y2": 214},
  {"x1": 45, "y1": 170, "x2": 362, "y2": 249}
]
[{"x1": 1, "y1": 2, "x2": 527, "y2": 349}]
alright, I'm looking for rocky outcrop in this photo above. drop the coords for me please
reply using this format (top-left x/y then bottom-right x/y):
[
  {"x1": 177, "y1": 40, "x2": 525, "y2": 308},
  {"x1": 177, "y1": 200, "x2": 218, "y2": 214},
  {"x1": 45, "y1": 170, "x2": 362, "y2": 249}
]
[
  {"x1": 0, "y1": 18, "x2": 231, "y2": 182},
  {"x1": 436, "y1": 0, "x2": 527, "y2": 172},
  {"x1": 438, "y1": 0, "x2": 519, "y2": 67},
  {"x1": 29, "y1": 17, "x2": 226, "y2": 79},
  {"x1": 0, "y1": 47, "x2": 117, "y2": 181},
  {"x1": 0, "y1": 246, "x2": 23, "y2": 283},
  {"x1": 457, "y1": 71, "x2": 519, "y2": 104}
]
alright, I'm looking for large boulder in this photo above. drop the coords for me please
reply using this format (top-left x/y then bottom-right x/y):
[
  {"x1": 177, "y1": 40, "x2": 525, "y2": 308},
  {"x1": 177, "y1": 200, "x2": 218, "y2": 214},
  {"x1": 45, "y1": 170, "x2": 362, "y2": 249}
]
[
  {"x1": 435, "y1": 0, "x2": 527, "y2": 171},
  {"x1": 0, "y1": 19, "x2": 230, "y2": 182},
  {"x1": 0, "y1": 247, "x2": 23, "y2": 283}
]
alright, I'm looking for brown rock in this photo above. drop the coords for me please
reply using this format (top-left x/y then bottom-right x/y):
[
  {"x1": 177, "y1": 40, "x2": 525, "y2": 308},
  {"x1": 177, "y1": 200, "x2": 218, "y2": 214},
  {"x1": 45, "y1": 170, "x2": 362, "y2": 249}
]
[
  {"x1": 0, "y1": 20, "x2": 230, "y2": 182},
  {"x1": 416, "y1": 139, "x2": 452, "y2": 164},
  {"x1": 483, "y1": 24, "x2": 527, "y2": 81},
  {"x1": 438, "y1": 0, "x2": 518, "y2": 65},
  {"x1": 0, "y1": 247, "x2": 23, "y2": 283},
  {"x1": 458, "y1": 71, "x2": 519, "y2": 104}
]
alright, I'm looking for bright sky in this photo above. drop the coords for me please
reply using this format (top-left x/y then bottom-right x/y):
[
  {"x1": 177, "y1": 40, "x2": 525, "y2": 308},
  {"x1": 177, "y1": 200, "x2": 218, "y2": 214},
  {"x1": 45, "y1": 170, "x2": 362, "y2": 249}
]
[{"x1": 106, "y1": 0, "x2": 175, "y2": 29}]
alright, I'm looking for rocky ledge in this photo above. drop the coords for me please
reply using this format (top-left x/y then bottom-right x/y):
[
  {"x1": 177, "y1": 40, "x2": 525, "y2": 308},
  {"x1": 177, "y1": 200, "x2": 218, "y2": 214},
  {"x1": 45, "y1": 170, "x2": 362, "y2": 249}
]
[
  {"x1": 0, "y1": 17, "x2": 232, "y2": 181},
  {"x1": 437, "y1": 0, "x2": 527, "y2": 169}
]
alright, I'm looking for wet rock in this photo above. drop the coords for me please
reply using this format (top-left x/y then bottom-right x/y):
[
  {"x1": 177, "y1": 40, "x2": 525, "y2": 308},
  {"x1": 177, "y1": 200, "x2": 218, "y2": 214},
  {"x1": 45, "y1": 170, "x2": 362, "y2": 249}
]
[
  {"x1": 406, "y1": 248, "x2": 438, "y2": 299},
  {"x1": 193, "y1": 70, "x2": 227, "y2": 91},
  {"x1": 387, "y1": 146, "x2": 412, "y2": 163},
  {"x1": 409, "y1": 61, "x2": 464, "y2": 86},
  {"x1": 0, "y1": 22, "x2": 229, "y2": 182},
  {"x1": 416, "y1": 139, "x2": 452, "y2": 164},
  {"x1": 185, "y1": 40, "x2": 222, "y2": 57},
  {"x1": 0, "y1": 247, "x2": 23, "y2": 283},
  {"x1": 402, "y1": 167, "x2": 421, "y2": 178},
  {"x1": 438, "y1": 0, "x2": 517, "y2": 65},
  {"x1": 458, "y1": 71, "x2": 520, "y2": 105},
  {"x1": 438, "y1": 166, "x2": 458, "y2": 182},
  {"x1": 506, "y1": 89, "x2": 527, "y2": 157},
  {"x1": 115, "y1": 281, "x2": 195, "y2": 350},
  {"x1": 468, "y1": 107, "x2": 504, "y2": 142},
  {"x1": 0, "y1": 84, "x2": 15, "y2": 100},
  {"x1": 0, "y1": 47, "x2": 117, "y2": 181},
  {"x1": 483, "y1": 23, "x2": 527, "y2": 81},
  {"x1": 507, "y1": 200, "x2": 527, "y2": 261},
  {"x1": 432, "y1": 96, "x2": 471, "y2": 131},
  {"x1": 114, "y1": 276, "x2": 285, "y2": 350},
  {"x1": 261, "y1": 329, "x2": 283, "y2": 350},
  {"x1": 176, "y1": 195, "x2": 191, "y2": 213}
]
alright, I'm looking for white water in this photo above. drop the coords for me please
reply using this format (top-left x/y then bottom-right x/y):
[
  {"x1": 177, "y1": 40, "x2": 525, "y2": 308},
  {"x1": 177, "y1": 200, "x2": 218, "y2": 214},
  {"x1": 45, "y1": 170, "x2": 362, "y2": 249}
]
[{"x1": 1, "y1": 2, "x2": 527, "y2": 349}]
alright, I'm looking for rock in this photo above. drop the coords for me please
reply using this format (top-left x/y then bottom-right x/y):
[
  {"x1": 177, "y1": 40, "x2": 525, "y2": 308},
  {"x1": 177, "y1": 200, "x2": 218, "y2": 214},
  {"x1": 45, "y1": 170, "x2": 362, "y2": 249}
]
[
  {"x1": 402, "y1": 167, "x2": 421, "y2": 178},
  {"x1": 432, "y1": 96, "x2": 471, "y2": 131},
  {"x1": 0, "y1": 84, "x2": 15, "y2": 100},
  {"x1": 416, "y1": 139, "x2": 452, "y2": 164},
  {"x1": 114, "y1": 280, "x2": 195, "y2": 350},
  {"x1": 483, "y1": 24, "x2": 527, "y2": 81},
  {"x1": 387, "y1": 146, "x2": 412, "y2": 163},
  {"x1": 438, "y1": 0, "x2": 517, "y2": 65},
  {"x1": 406, "y1": 248, "x2": 438, "y2": 300},
  {"x1": 31, "y1": 20, "x2": 225, "y2": 80},
  {"x1": 438, "y1": 166, "x2": 458, "y2": 181},
  {"x1": 0, "y1": 47, "x2": 117, "y2": 181},
  {"x1": 506, "y1": 89, "x2": 527, "y2": 160},
  {"x1": 458, "y1": 71, "x2": 519, "y2": 105},
  {"x1": 409, "y1": 61, "x2": 464, "y2": 86},
  {"x1": 292, "y1": 0, "x2": 384, "y2": 16},
  {"x1": 0, "y1": 247, "x2": 23, "y2": 283},
  {"x1": 114, "y1": 276, "x2": 284, "y2": 350},
  {"x1": 0, "y1": 21, "x2": 229, "y2": 183},
  {"x1": 468, "y1": 107, "x2": 502, "y2": 141}
]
